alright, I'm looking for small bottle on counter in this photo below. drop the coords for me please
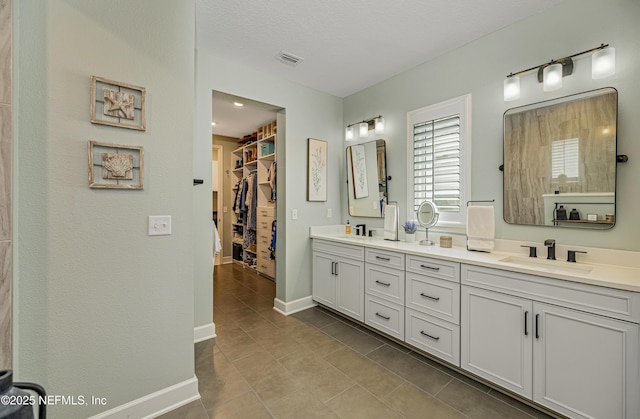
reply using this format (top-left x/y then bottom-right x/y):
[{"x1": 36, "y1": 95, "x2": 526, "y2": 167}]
[
  {"x1": 345, "y1": 220, "x2": 351, "y2": 235},
  {"x1": 569, "y1": 208, "x2": 580, "y2": 220}
]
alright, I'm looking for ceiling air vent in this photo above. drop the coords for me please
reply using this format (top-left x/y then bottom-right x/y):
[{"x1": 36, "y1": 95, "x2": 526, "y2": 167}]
[{"x1": 276, "y1": 50, "x2": 304, "y2": 67}]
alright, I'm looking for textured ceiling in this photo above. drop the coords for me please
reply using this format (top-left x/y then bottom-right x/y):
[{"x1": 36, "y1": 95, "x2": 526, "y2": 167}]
[{"x1": 197, "y1": 0, "x2": 564, "y2": 98}]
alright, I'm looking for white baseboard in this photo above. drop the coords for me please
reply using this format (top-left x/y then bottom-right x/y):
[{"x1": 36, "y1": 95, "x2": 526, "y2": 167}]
[
  {"x1": 88, "y1": 376, "x2": 199, "y2": 419},
  {"x1": 194, "y1": 322, "x2": 216, "y2": 343},
  {"x1": 273, "y1": 296, "x2": 316, "y2": 316},
  {"x1": 222, "y1": 256, "x2": 233, "y2": 264}
]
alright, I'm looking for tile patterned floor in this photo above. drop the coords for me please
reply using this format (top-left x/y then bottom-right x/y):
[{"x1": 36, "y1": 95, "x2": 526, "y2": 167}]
[{"x1": 158, "y1": 263, "x2": 556, "y2": 419}]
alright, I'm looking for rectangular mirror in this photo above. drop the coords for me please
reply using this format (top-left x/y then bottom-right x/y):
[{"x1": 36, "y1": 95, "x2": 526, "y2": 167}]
[
  {"x1": 503, "y1": 88, "x2": 617, "y2": 229},
  {"x1": 346, "y1": 140, "x2": 388, "y2": 217}
]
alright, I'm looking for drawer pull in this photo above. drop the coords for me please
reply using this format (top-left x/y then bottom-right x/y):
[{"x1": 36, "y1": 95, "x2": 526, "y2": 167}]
[
  {"x1": 375, "y1": 312, "x2": 391, "y2": 321},
  {"x1": 420, "y1": 264, "x2": 440, "y2": 272},
  {"x1": 375, "y1": 256, "x2": 391, "y2": 261},
  {"x1": 419, "y1": 293, "x2": 440, "y2": 301},
  {"x1": 420, "y1": 331, "x2": 440, "y2": 341},
  {"x1": 375, "y1": 280, "x2": 391, "y2": 287}
]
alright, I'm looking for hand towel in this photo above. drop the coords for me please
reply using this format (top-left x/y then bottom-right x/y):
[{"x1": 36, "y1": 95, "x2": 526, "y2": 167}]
[
  {"x1": 467, "y1": 206, "x2": 495, "y2": 251},
  {"x1": 384, "y1": 204, "x2": 398, "y2": 240}
]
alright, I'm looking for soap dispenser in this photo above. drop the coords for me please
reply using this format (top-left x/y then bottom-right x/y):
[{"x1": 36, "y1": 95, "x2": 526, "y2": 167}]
[
  {"x1": 569, "y1": 208, "x2": 580, "y2": 220},
  {"x1": 345, "y1": 220, "x2": 351, "y2": 235},
  {"x1": 555, "y1": 205, "x2": 567, "y2": 220}
]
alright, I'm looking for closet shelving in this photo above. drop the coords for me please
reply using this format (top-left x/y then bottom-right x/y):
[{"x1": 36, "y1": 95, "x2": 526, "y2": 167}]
[{"x1": 231, "y1": 120, "x2": 277, "y2": 279}]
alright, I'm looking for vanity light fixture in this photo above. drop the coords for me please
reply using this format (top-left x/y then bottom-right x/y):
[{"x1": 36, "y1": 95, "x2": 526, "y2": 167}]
[
  {"x1": 345, "y1": 115, "x2": 384, "y2": 141},
  {"x1": 503, "y1": 44, "x2": 614, "y2": 101}
]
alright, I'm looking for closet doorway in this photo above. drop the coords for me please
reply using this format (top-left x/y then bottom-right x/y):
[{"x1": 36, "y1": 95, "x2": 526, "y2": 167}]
[{"x1": 212, "y1": 91, "x2": 282, "y2": 284}]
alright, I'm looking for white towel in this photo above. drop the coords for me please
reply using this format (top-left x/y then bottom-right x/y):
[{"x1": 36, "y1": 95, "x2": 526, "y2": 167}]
[
  {"x1": 384, "y1": 204, "x2": 398, "y2": 240},
  {"x1": 467, "y1": 206, "x2": 495, "y2": 251}
]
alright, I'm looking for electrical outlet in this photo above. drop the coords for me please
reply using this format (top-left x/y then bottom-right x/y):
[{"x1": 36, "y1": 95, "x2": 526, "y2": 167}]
[
  {"x1": 327, "y1": 208, "x2": 332, "y2": 218},
  {"x1": 292, "y1": 209, "x2": 298, "y2": 220},
  {"x1": 148, "y1": 216, "x2": 172, "y2": 236}
]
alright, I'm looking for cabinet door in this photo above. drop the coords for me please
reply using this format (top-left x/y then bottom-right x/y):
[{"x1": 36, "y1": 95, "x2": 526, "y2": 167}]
[
  {"x1": 312, "y1": 252, "x2": 336, "y2": 308},
  {"x1": 461, "y1": 286, "x2": 533, "y2": 398},
  {"x1": 336, "y1": 257, "x2": 365, "y2": 321},
  {"x1": 533, "y1": 302, "x2": 640, "y2": 419}
]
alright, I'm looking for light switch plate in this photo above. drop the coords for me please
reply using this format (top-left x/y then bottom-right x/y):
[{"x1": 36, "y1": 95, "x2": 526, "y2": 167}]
[
  {"x1": 292, "y1": 209, "x2": 298, "y2": 220},
  {"x1": 148, "y1": 215, "x2": 172, "y2": 236}
]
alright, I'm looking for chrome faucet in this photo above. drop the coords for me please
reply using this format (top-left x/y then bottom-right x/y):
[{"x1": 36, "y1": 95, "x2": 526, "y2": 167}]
[{"x1": 544, "y1": 239, "x2": 556, "y2": 260}]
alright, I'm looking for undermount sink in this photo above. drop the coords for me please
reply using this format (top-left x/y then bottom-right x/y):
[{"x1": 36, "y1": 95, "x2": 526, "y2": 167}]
[{"x1": 499, "y1": 256, "x2": 593, "y2": 274}]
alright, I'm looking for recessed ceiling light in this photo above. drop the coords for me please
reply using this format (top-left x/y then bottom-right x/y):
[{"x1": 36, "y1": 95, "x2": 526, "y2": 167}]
[
  {"x1": 211, "y1": 122, "x2": 216, "y2": 126},
  {"x1": 233, "y1": 102, "x2": 244, "y2": 107}
]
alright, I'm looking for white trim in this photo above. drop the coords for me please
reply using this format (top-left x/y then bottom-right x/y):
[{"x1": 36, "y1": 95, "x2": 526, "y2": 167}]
[
  {"x1": 194, "y1": 322, "x2": 216, "y2": 343},
  {"x1": 273, "y1": 296, "x2": 316, "y2": 315},
  {"x1": 88, "y1": 376, "x2": 199, "y2": 419},
  {"x1": 406, "y1": 94, "x2": 472, "y2": 226},
  {"x1": 222, "y1": 256, "x2": 233, "y2": 264}
]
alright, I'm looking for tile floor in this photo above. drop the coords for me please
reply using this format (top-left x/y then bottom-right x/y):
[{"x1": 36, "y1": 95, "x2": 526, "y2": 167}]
[{"x1": 158, "y1": 263, "x2": 556, "y2": 419}]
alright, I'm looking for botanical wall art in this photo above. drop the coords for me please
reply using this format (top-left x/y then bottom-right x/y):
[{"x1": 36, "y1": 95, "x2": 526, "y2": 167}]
[
  {"x1": 349, "y1": 144, "x2": 369, "y2": 199},
  {"x1": 90, "y1": 76, "x2": 146, "y2": 131},
  {"x1": 88, "y1": 140, "x2": 144, "y2": 189},
  {"x1": 307, "y1": 138, "x2": 327, "y2": 201}
]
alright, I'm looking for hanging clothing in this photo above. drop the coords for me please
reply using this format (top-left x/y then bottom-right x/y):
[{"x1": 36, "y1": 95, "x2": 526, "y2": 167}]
[
  {"x1": 246, "y1": 172, "x2": 258, "y2": 229},
  {"x1": 267, "y1": 161, "x2": 277, "y2": 202},
  {"x1": 269, "y1": 219, "x2": 276, "y2": 259}
]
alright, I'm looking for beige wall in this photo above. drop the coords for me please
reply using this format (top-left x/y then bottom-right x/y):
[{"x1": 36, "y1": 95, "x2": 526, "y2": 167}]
[{"x1": 0, "y1": 0, "x2": 11, "y2": 370}]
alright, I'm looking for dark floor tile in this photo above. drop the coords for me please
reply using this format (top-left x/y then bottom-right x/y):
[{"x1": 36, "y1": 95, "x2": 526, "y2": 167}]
[
  {"x1": 487, "y1": 389, "x2": 557, "y2": 419},
  {"x1": 291, "y1": 307, "x2": 339, "y2": 328},
  {"x1": 367, "y1": 344, "x2": 453, "y2": 395},
  {"x1": 321, "y1": 321, "x2": 385, "y2": 355},
  {"x1": 437, "y1": 379, "x2": 535, "y2": 419},
  {"x1": 156, "y1": 400, "x2": 209, "y2": 419}
]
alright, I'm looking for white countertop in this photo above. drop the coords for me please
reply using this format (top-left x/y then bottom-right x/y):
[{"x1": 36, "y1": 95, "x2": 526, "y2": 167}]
[{"x1": 310, "y1": 227, "x2": 640, "y2": 293}]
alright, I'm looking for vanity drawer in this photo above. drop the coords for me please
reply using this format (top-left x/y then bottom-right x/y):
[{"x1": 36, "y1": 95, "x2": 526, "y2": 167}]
[
  {"x1": 406, "y1": 255, "x2": 460, "y2": 283},
  {"x1": 406, "y1": 272, "x2": 460, "y2": 324},
  {"x1": 462, "y1": 264, "x2": 640, "y2": 323},
  {"x1": 257, "y1": 206, "x2": 275, "y2": 218},
  {"x1": 258, "y1": 217, "x2": 274, "y2": 231},
  {"x1": 365, "y1": 248, "x2": 405, "y2": 270},
  {"x1": 313, "y1": 239, "x2": 364, "y2": 261},
  {"x1": 365, "y1": 264, "x2": 405, "y2": 305},
  {"x1": 257, "y1": 231, "x2": 271, "y2": 246},
  {"x1": 405, "y1": 308, "x2": 460, "y2": 366},
  {"x1": 257, "y1": 255, "x2": 275, "y2": 278},
  {"x1": 365, "y1": 295, "x2": 404, "y2": 340}
]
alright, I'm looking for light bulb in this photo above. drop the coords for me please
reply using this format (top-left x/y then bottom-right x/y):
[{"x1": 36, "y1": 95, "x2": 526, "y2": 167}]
[
  {"x1": 359, "y1": 122, "x2": 368, "y2": 137},
  {"x1": 543, "y1": 63, "x2": 563, "y2": 92},
  {"x1": 592, "y1": 47, "x2": 615, "y2": 79},
  {"x1": 345, "y1": 126, "x2": 354, "y2": 141},
  {"x1": 374, "y1": 117, "x2": 385, "y2": 134},
  {"x1": 503, "y1": 76, "x2": 520, "y2": 101}
]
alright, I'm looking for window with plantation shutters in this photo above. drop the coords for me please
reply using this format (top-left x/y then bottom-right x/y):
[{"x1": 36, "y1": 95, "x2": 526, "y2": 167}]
[
  {"x1": 407, "y1": 95, "x2": 471, "y2": 226},
  {"x1": 551, "y1": 138, "x2": 579, "y2": 182}
]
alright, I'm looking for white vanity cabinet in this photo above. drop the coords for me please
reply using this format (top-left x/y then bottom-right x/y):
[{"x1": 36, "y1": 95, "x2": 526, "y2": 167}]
[
  {"x1": 405, "y1": 255, "x2": 461, "y2": 366},
  {"x1": 461, "y1": 264, "x2": 640, "y2": 419},
  {"x1": 312, "y1": 239, "x2": 365, "y2": 321},
  {"x1": 364, "y1": 248, "x2": 405, "y2": 339}
]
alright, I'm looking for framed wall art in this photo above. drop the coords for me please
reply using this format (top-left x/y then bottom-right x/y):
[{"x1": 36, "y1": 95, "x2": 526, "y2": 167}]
[
  {"x1": 349, "y1": 144, "x2": 369, "y2": 199},
  {"x1": 307, "y1": 138, "x2": 327, "y2": 202},
  {"x1": 90, "y1": 76, "x2": 146, "y2": 131},
  {"x1": 88, "y1": 140, "x2": 144, "y2": 189}
]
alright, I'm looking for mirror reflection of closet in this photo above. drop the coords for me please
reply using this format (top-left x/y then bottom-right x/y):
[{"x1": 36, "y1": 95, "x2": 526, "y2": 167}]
[{"x1": 346, "y1": 140, "x2": 388, "y2": 217}]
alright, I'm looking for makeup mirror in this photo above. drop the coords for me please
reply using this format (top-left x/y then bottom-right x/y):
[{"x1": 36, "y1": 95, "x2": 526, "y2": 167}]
[{"x1": 416, "y1": 200, "x2": 439, "y2": 245}]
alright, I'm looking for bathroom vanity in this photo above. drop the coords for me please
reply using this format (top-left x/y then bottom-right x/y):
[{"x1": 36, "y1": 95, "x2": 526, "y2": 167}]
[{"x1": 310, "y1": 228, "x2": 640, "y2": 419}]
